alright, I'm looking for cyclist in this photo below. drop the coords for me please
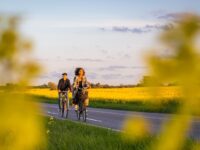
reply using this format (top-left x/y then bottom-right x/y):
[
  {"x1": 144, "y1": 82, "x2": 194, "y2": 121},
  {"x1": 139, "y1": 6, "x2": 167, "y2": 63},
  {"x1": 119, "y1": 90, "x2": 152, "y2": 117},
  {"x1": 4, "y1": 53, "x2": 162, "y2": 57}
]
[
  {"x1": 72, "y1": 68, "x2": 90, "y2": 112},
  {"x1": 57, "y1": 72, "x2": 72, "y2": 112}
]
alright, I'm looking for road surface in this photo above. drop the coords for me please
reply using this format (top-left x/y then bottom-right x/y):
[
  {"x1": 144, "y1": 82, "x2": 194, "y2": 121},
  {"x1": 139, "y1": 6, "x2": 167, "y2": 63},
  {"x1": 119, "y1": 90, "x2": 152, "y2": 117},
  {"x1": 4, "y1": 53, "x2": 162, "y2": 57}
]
[{"x1": 41, "y1": 103, "x2": 200, "y2": 139}]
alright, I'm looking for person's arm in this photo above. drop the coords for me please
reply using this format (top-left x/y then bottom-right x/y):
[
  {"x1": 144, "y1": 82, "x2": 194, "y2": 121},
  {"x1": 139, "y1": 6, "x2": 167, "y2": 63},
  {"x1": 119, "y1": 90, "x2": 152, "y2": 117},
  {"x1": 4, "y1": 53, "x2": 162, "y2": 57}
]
[
  {"x1": 87, "y1": 81, "x2": 91, "y2": 89},
  {"x1": 84, "y1": 77, "x2": 91, "y2": 89}
]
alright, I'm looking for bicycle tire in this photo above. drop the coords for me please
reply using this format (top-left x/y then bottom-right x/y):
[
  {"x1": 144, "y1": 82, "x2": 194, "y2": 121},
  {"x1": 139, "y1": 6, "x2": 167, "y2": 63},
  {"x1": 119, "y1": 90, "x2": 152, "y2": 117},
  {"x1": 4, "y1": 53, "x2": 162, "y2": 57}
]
[
  {"x1": 83, "y1": 110, "x2": 87, "y2": 122},
  {"x1": 62, "y1": 107, "x2": 64, "y2": 117},
  {"x1": 62, "y1": 101, "x2": 66, "y2": 118},
  {"x1": 78, "y1": 111, "x2": 81, "y2": 120},
  {"x1": 66, "y1": 110, "x2": 69, "y2": 118}
]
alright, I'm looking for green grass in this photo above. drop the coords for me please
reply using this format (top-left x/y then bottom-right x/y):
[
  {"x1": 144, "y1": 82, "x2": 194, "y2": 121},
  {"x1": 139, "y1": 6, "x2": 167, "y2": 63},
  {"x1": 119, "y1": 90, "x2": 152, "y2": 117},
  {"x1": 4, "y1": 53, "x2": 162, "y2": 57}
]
[
  {"x1": 43, "y1": 117, "x2": 152, "y2": 150},
  {"x1": 88, "y1": 98, "x2": 181, "y2": 113},
  {"x1": 39, "y1": 116, "x2": 196, "y2": 150},
  {"x1": 30, "y1": 95, "x2": 181, "y2": 114}
]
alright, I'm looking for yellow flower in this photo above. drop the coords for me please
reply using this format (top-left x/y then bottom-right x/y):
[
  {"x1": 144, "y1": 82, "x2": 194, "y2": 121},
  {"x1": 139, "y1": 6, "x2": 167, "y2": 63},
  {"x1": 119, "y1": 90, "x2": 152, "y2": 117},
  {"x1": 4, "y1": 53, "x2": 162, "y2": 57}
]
[{"x1": 122, "y1": 116, "x2": 150, "y2": 141}]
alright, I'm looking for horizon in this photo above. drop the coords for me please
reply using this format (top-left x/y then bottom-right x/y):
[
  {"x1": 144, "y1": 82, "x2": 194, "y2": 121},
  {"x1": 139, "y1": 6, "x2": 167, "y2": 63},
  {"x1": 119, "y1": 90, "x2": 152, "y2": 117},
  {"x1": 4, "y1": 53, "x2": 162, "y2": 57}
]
[{"x1": 1, "y1": 0, "x2": 200, "y2": 85}]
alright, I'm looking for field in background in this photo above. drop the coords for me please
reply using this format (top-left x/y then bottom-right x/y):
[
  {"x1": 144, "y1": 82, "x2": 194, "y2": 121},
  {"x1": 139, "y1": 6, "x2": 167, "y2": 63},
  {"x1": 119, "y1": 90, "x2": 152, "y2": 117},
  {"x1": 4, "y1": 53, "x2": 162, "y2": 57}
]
[
  {"x1": 27, "y1": 86, "x2": 181, "y2": 101},
  {"x1": 27, "y1": 87, "x2": 182, "y2": 113}
]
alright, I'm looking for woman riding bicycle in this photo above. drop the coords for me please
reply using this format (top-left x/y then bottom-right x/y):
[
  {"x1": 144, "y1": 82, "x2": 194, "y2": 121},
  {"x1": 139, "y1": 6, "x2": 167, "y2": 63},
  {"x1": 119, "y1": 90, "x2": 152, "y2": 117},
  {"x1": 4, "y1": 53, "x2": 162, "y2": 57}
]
[
  {"x1": 72, "y1": 67, "x2": 90, "y2": 111},
  {"x1": 57, "y1": 72, "x2": 72, "y2": 112}
]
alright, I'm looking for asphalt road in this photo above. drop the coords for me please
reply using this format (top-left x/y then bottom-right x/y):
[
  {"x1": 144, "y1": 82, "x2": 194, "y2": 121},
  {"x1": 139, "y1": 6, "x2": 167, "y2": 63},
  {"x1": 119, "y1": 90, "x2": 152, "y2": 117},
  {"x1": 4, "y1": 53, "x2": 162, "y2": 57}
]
[{"x1": 41, "y1": 103, "x2": 200, "y2": 139}]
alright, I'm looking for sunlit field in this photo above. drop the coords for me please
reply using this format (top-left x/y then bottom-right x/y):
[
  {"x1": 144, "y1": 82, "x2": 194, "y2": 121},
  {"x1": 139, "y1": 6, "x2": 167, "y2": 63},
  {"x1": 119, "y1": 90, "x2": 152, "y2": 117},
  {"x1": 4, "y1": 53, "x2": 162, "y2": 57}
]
[
  {"x1": 26, "y1": 86, "x2": 182, "y2": 113},
  {"x1": 27, "y1": 86, "x2": 181, "y2": 102}
]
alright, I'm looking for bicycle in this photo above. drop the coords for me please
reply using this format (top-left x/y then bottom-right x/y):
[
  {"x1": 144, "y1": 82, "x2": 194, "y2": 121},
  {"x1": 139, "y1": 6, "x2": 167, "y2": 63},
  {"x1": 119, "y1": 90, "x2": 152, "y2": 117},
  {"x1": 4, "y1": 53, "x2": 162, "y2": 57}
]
[
  {"x1": 59, "y1": 91, "x2": 69, "y2": 118},
  {"x1": 76, "y1": 87, "x2": 88, "y2": 122}
]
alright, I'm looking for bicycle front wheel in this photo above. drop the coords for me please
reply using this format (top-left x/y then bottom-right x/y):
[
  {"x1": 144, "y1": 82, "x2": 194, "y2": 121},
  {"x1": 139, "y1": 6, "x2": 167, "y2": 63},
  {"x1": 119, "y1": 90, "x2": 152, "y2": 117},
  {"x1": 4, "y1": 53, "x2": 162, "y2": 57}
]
[{"x1": 83, "y1": 108, "x2": 87, "y2": 122}]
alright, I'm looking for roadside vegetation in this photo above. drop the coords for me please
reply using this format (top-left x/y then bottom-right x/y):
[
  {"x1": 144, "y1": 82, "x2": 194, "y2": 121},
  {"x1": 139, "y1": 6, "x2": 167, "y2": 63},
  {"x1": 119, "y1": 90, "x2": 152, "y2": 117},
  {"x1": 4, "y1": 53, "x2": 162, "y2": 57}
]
[{"x1": 41, "y1": 116, "x2": 195, "y2": 150}]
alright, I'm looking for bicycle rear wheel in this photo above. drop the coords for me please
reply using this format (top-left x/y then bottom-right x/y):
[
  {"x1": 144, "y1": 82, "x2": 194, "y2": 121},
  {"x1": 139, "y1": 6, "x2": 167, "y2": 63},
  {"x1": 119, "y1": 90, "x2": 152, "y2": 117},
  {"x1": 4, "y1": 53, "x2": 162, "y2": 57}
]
[
  {"x1": 66, "y1": 99, "x2": 69, "y2": 118},
  {"x1": 61, "y1": 101, "x2": 66, "y2": 118},
  {"x1": 78, "y1": 111, "x2": 81, "y2": 120},
  {"x1": 61, "y1": 106, "x2": 64, "y2": 117},
  {"x1": 78, "y1": 100, "x2": 83, "y2": 121},
  {"x1": 83, "y1": 109, "x2": 87, "y2": 122},
  {"x1": 66, "y1": 110, "x2": 69, "y2": 118}
]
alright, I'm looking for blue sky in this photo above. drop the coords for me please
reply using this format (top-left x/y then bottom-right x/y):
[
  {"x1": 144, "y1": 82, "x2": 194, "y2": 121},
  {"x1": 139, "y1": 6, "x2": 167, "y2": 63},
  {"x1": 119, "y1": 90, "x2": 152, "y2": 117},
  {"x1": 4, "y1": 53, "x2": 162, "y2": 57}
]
[{"x1": 0, "y1": 0, "x2": 200, "y2": 85}]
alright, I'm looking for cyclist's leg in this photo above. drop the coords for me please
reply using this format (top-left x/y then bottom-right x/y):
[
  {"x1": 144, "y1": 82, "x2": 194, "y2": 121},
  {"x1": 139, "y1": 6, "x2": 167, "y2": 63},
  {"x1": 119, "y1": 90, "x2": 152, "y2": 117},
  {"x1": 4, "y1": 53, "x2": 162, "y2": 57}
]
[
  {"x1": 78, "y1": 100, "x2": 82, "y2": 113},
  {"x1": 74, "y1": 92, "x2": 79, "y2": 111}
]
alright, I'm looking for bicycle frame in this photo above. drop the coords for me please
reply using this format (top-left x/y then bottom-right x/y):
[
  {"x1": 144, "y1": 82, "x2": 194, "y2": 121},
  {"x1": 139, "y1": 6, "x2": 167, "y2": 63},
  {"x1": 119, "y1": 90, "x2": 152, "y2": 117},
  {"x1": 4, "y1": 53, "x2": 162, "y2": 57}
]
[
  {"x1": 59, "y1": 91, "x2": 69, "y2": 118},
  {"x1": 76, "y1": 88, "x2": 87, "y2": 122}
]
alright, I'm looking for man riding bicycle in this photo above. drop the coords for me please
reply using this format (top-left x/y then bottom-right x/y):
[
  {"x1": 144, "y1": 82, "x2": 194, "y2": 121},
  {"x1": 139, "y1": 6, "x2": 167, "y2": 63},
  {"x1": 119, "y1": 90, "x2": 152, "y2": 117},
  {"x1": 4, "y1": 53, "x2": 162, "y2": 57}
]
[{"x1": 57, "y1": 72, "x2": 72, "y2": 112}]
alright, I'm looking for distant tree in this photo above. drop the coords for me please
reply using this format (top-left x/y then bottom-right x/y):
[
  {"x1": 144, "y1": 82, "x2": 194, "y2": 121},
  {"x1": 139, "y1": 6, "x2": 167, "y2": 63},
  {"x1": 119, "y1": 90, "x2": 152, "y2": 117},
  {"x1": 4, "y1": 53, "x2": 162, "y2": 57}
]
[
  {"x1": 90, "y1": 82, "x2": 136, "y2": 88},
  {"x1": 48, "y1": 82, "x2": 57, "y2": 90},
  {"x1": 96, "y1": 82, "x2": 101, "y2": 87},
  {"x1": 6, "y1": 83, "x2": 14, "y2": 87},
  {"x1": 40, "y1": 83, "x2": 48, "y2": 88},
  {"x1": 34, "y1": 84, "x2": 49, "y2": 88},
  {"x1": 139, "y1": 76, "x2": 161, "y2": 86}
]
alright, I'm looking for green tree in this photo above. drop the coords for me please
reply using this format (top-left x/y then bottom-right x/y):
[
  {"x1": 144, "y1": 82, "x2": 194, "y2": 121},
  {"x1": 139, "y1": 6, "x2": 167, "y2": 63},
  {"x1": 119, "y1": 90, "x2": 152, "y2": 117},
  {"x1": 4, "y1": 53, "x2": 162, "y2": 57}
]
[{"x1": 48, "y1": 82, "x2": 57, "y2": 90}]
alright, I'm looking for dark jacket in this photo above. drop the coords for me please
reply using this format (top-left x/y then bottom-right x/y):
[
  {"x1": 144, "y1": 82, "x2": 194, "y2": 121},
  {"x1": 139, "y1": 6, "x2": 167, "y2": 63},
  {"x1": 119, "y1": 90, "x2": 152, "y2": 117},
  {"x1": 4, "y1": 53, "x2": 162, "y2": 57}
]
[{"x1": 57, "y1": 78, "x2": 71, "y2": 91}]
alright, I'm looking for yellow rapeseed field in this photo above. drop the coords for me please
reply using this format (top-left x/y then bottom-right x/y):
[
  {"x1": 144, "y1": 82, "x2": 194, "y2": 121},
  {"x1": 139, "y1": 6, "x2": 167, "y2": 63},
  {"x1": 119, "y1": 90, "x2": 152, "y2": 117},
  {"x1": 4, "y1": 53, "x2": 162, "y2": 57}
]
[{"x1": 27, "y1": 86, "x2": 181, "y2": 102}]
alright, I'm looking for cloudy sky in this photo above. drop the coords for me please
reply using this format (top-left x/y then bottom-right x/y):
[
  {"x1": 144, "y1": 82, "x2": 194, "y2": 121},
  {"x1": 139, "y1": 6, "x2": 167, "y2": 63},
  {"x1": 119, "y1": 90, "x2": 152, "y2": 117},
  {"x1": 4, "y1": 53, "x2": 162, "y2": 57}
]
[{"x1": 1, "y1": 0, "x2": 200, "y2": 85}]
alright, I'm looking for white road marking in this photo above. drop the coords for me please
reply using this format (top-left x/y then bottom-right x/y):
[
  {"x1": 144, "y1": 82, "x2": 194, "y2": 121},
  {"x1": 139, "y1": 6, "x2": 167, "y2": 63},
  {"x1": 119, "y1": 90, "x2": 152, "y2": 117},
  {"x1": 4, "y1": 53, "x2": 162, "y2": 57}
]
[
  {"x1": 44, "y1": 104, "x2": 200, "y2": 123},
  {"x1": 43, "y1": 104, "x2": 166, "y2": 119},
  {"x1": 47, "y1": 111, "x2": 102, "y2": 123},
  {"x1": 44, "y1": 105, "x2": 129, "y2": 116},
  {"x1": 41, "y1": 109, "x2": 200, "y2": 139},
  {"x1": 47, "y1": 111, "x2": 58, "y2": 115},
  {"x1": 88, "y1": 109, "x2": 167, "y2": 120},
  {"x1": 87, "y1": 118, "x2": 102, "y2": 122}
]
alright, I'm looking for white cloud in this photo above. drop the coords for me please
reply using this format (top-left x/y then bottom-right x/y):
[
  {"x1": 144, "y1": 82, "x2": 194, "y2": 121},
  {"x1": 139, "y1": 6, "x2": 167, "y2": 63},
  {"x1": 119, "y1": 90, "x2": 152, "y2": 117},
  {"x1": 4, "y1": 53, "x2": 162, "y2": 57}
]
[{"x1": 23, "y1": 18, "x2": 163, "y2": 29}]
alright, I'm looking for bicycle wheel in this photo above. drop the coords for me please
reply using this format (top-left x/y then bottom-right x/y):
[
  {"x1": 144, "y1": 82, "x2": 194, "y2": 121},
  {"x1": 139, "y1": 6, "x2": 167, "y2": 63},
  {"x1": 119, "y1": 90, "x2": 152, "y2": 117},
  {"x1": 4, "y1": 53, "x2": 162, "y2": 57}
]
[
  {"x1": 83, "y1": 109, "x2": 87, "y2": 122},
  {"x1": 78, "y1": 111, "x2": 81, "y2": 120},
  {"x1": 66, "y1": 110, "x2": 69, "y2": 118},
  {"x1": 66, "y1": 99, "x2": 69, "y2": 118},
  {"x1": 78, "y1": 102, "x2": 82, "y2": 121},
  {"x1": 62, "y1": 101, "x2": 66, "y2": 118},
  {"x1": 61, "y1": 106, "x2": 64, "y2": 117},
  {"x1": 76, "y1": 110, "x2": 79, "y2": 120}
]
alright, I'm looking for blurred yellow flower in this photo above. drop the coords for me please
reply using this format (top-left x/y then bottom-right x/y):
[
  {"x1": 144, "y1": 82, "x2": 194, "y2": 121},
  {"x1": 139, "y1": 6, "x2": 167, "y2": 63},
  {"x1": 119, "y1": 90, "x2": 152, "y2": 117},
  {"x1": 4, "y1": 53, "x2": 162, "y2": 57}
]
[
  {"x1": 122, "y1": 116, "x2": 150, "y2": 141},
  {"x1": 0, "y1": 16, "x2": 46, "y2": 150}
]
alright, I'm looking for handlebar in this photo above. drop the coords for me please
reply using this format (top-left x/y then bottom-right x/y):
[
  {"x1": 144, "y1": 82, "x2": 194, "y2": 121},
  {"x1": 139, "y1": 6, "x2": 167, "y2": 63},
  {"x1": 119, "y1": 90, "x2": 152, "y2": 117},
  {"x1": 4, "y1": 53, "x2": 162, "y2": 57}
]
[{"x1": 59, "y1": 91, "x2": 68, "y2": 93}]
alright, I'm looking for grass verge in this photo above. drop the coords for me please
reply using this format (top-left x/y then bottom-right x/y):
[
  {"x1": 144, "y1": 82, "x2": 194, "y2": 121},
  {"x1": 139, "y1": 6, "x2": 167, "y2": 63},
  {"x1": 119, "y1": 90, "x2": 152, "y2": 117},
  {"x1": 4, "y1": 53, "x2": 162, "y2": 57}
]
[{"x1": 39, "y1": 116, "x2": 196, "y2": 150}]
